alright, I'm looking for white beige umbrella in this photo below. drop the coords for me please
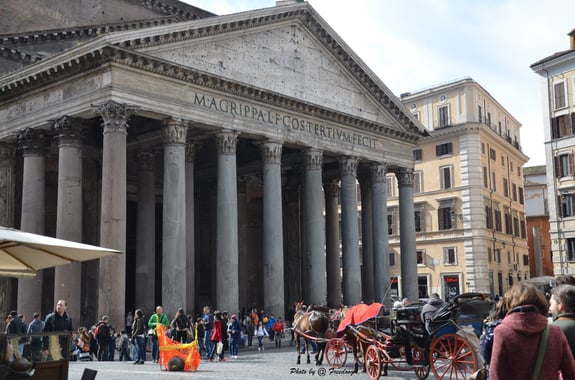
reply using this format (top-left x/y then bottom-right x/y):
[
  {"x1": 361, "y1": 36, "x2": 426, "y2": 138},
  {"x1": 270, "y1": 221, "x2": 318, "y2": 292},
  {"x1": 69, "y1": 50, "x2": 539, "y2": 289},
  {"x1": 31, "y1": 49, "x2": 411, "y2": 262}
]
[{"x1": 0, "y1": 226, "x2": 121, "y2": 277}]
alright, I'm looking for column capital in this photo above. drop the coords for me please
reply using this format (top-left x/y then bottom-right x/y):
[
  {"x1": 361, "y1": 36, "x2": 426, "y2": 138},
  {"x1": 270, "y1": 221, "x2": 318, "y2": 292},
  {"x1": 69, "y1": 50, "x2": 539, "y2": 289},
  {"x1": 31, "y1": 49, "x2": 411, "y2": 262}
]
[
  {"x1": 215, "y1": 130, "x2": 239, "y2": 155},
  {"x1": 261, "y1": 140, "x2": 282, "y2": 165},
  {"x1": 162, "y1": 118, "x2": 188, "y2": 145},
  {"x1": 0, "y1": 141, "x2": 15, "y2": 167},
  {"x1": 304, "y1": 148, "x2": 323, "y2": 170},
  {"x1": 323, "y1": 180, "x2": 340, "y2": 198},
  {"x1": 16, "y1": 128, "x2": 46, "y2": 156},
  {"x1": 136, "y1": 151, "x2": 156, "y2": 171},
  {"x1": 339, "y1": 156, "x2": 359, "y2": 177},
  {"x1": 93, "y1": 100, "x2": 137, "y2": 135},
  {"x1": 370, "y1": 163, "x2": 388, "y2": 184},
  {"x1": 396, "y1": 168, "x2": 414, "y2": 186},
  {"x1": 53, "y1": 116, "x2": 83, "y2": 148}
]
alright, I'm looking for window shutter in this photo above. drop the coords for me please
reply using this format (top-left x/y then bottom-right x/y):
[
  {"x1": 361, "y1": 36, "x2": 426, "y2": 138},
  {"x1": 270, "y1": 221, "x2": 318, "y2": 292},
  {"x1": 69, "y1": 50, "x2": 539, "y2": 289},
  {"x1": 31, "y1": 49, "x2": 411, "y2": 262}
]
[
  {"x1": 436, "y1": 144, "x2": 441, "y2": 156},
  {"x1": 569, "y1": 152, "x2": 574, "y2": 175},
  {"x1": 447, "y1": 142, "x2": 453, "y2": 154},
  {"x1": 552, "y1": 117, "x2": 559, "y2": 139},
  {"x1": 555, "y1": 156, "x2": 560, "y2": 178},
  {"x1": 558, "y1": 196, "x2": 563, "y2": 217}
]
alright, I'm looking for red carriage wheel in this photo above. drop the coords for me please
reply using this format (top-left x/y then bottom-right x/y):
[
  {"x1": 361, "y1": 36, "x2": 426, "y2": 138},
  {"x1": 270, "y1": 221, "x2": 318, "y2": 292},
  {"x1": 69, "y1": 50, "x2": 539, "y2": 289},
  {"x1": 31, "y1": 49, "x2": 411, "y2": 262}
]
[
  {"x1": 365, "y1": 345, "x2": 382, "y2": 380},
  {"x1": 411, "y1": 347, "x2": 430, "y2": 380},
  {"x1": 325, "y1": 339, "x2": 347, "y2": 368},
  {"x1": 429, "y1": 333, "x2": 478, "y2": 380}
]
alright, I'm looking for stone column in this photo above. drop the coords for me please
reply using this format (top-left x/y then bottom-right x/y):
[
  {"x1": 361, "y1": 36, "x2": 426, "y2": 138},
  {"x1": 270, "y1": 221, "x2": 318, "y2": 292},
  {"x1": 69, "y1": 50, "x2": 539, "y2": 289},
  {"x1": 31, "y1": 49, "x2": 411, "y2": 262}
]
[
  {"x1": 261, "y1": 140, "x2": 284, "y2": 317},
  {"x1": 53, "y1": 116, "x2": 83, "y2": 325},
  {"x1": 397, "y1": 168, "x2": 418, "y2": 302},
  {"x1": 135, "y1": 151, "x2": 156, "y2": 313},
  {"x1": 359, "y1": 172, "x2": 374, "y2": 304},
  {"x1": 371, "y1": 163, "x2": 390, "y2": 306},
  {"x1": 216, "y1": 130, "x2": 239, "y2": 313},
  {"x1": 16, "y1": 129, "x2": 45, "y2": 322},
  {"x1": 185, "y1": 142, "x2": 196, "y2": 312},
  {"x1": 340, "y1": 156, "x2": 361, "y2": 305},
  {"x1": 95, "y1": 100, "x2": 135, "y2": 326},
  {"x1": 161, "y1": 118, "x2": 188, "y2": 314},
  {"x1": 303, "y1": 149, "x2": 326, "y2": 305},
  {"x1": 324, "y1": 180, "x2": 341, "y2": 308},
  {"x1": 0, "y1": 142, "x2": 16, "y2": 322}
]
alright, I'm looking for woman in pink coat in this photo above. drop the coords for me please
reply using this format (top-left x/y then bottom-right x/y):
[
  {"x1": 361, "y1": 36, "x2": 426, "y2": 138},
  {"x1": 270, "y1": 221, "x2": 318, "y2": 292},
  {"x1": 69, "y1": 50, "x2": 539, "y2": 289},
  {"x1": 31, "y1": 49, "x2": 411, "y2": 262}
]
[{"x1": 490, "y1": 282, "x2": 575, "y2": 380}]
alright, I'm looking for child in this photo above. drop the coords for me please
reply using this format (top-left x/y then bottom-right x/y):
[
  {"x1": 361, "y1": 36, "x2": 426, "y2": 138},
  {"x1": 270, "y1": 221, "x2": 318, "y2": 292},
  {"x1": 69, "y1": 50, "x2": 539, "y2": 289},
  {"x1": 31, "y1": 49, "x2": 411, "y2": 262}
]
[{"x1": 118, "y1": 330, "x2": 131, "y2": 361}]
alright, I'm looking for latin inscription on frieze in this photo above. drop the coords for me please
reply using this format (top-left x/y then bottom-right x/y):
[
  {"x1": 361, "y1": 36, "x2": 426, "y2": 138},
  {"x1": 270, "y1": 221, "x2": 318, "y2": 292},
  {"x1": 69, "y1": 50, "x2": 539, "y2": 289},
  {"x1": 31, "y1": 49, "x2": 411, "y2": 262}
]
[{"x1": 192, "y1": 93, "x2": 378, "y2": 150}]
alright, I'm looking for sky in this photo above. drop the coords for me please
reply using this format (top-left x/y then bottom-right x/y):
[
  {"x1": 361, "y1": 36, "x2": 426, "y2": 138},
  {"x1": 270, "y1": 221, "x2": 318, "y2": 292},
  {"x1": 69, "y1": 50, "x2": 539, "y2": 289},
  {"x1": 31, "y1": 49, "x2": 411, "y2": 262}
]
[{"x1": 183, "y1": 0, "x2": 575, "y2": 166}]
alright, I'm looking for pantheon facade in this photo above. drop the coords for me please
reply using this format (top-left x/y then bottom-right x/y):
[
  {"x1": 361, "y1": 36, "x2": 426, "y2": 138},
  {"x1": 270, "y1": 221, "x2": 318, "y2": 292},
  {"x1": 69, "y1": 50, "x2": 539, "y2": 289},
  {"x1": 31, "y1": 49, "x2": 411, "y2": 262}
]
[{"x1": 0, "y1": 1, "x2": 426, "y2": 327}]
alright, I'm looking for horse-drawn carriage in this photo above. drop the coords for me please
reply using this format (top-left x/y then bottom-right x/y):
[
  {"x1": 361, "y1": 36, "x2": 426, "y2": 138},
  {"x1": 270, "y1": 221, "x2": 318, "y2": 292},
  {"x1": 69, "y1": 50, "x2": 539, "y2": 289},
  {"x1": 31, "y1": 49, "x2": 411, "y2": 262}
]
[{"x1": 294, "y1": 293, "x2": 492, "y2": 380}]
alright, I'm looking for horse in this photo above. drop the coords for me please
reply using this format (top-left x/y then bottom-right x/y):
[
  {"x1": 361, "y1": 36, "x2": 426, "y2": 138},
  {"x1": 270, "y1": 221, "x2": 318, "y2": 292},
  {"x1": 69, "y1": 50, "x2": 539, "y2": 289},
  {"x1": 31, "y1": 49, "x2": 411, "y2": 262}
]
[
  {"x1": 344, "y1": 324, "x2": 383, "y2": 374},
  {"x1": 292, "y1": 308, "x2": 331, "y2": 365}
]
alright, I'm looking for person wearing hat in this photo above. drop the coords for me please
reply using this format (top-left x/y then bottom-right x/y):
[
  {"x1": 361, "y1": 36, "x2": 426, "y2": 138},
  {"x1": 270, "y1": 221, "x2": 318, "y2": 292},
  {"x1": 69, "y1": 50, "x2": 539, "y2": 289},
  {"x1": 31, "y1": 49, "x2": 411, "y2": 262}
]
[{"x1": 227, "y1": 314, "x2": 242, "y2": 359}]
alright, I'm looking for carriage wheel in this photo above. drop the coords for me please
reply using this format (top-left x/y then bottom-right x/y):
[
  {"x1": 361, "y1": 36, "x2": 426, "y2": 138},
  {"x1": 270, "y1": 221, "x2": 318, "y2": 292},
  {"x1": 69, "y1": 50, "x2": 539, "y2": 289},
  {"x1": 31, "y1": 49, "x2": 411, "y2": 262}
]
[
  {"x1": 365, "y1": 345, "x2": 382, "y2": 380},
  {"x1": 430, "y1": 333, "x2": 477, "y2": 380},
  {"x1": 411, "y1": 347, "x2": 430, "y2": 380},
  {"x1": 325, "y1": 339, "x2": 347, "y2": 368}
]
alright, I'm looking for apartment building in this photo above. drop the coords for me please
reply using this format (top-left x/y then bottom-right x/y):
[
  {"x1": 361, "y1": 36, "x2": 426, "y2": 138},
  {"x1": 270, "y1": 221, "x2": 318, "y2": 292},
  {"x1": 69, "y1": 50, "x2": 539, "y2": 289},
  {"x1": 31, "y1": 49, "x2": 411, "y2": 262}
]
[
  {"x1": 531, "y1": 29, "x2": 575, "y2": 276},
  {"x1": 389, "y1": 78, "x2": 530, "y2": 299}
]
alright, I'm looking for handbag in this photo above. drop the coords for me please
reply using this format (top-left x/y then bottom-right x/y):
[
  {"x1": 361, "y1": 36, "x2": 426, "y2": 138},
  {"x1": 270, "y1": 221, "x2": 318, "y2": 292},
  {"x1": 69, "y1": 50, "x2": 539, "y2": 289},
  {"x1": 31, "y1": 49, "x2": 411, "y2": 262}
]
[
  {"x1": 532, "y1": 325, "x2": 550, "y2": 380},
  {"x1": 147, "y1": 328, "x2": 155, "y2": 336},
  {"x1": 216, "y1": 341, "x2": 223, "y2": 355}
]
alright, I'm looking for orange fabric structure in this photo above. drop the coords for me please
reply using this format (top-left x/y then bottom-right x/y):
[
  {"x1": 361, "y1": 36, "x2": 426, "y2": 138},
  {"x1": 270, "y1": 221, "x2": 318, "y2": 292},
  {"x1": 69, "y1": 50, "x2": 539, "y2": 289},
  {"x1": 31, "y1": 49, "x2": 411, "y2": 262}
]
[
  {"x1": 157, "y1": 324, "x2": 201, "y2": 371},
  {"x1": 336, "y1": 303, "x2": 386, "y2": 337}
]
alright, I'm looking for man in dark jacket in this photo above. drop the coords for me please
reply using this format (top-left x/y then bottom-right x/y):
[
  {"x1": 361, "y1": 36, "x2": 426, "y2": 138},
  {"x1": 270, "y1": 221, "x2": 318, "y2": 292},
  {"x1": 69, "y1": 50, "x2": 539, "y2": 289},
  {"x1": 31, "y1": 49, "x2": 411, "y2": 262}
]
[
  {"x1": 95, "y1": 315, "x2": 111, "y2": 361},
  {"x1": 420, "y1": 293, "x2": 445, "y2": 333},
  {"x1": 43, "y1": 299, "x2": 73, "y2": 358}
]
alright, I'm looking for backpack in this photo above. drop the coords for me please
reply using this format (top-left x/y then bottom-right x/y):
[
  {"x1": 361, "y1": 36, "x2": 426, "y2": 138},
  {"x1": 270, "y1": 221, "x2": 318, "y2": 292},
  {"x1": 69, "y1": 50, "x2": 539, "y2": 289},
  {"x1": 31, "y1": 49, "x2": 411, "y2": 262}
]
[{"x1": 480, "y1": 319, "x2": 501, "y2": 364}]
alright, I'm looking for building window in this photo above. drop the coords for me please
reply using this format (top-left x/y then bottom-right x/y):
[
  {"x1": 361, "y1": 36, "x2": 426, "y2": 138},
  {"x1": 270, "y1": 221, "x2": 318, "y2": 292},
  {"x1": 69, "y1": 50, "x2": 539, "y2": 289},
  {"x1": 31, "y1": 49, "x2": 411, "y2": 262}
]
[
  {"x1": 491, "y1": 171, "x2": 497, "y2": 192},
  {"x1": 566, "y1": 239, "x2": 575, "y2": 261},
  {"x1": 551, "y1": 114, "x2": 575, "y2": 139},
  {"x1": 414, "y1": 203, "x2": 425, "y2": 232},
  {"x1": 488, "y1": 247, "x2": 492, "y2": 263},
  {"x1": 496, "y1": 249, "x2": 502, "y2": 263},
  {"x1": 413, "y1": 148, "x2": 422, "y2": 161},
  {"x1": 489, "y1": 148, "x2": 496, "y2": 161},
  {"x1": 435, "y1": 142, "x2": 453, "y2": 156},
  {"x1": 520, "y1": 218, "x2": 526, "y2": 239},
  {"x1": 559, "y1": 193, "x2": 575, "y2": 217},
  {"x1": 413, "y1": 171, "x2": 423, "y2": 193},
  {"x1": 554, "y1": 80, "x2": 567, "y2": 109},
  {"x1": 389, "y1": 252, "x2": 396, "y2": 267},
  {"x1": 503, "y1": 178, "x2": 509, "y2": 198},
  {"x1": 438, "y1": 200, "x2": 455, "y2": 230},
  {"x1": 416, "y1": 250, "x2": 426, "y2": 266},
  {"x1": 478, "y1": 105, "x2": 482, "y2": 123},
  {"x1": 386, "y1": 174, "x2": 395, "y2": 197},
  {"x1": 387, "y1": 208, "x2": 397, "y2": 235},
  {"x1": 438, "y1": 105, "x2": 449, "y2": 128},
  {"x1": 481, "y1": 142, "x2": 486, "y2": 154},
  {"x1": 487, "y1": 112, "x2": 491, "y2": 127},
  {"x1": 486, "y1": 205, "x2": 493, "y2": 229},
  {"x1": 494, "y1": 207, "x2": 502, "y2": 232},
  {"x1": 555, "y1": 152, "x2": 574, "y2": 178},
  {"x1": 504, "y1": 208, "x2": 512, "y2": 234},
  {"x1": 483, "y1": 167, "x2": 488, "y2": 188},
  {"x1": 443, "y1": 247, "x2": 457, "y2": 265},
  {"x1": 440, "y1": 166, "x2": 453, "y2": 189},
  {"x1": 519, "y1": 187, "x2": 524, "y2": 204},
  {"x1": 512, "y1": 183, "x2": 517, "y2": 202}
]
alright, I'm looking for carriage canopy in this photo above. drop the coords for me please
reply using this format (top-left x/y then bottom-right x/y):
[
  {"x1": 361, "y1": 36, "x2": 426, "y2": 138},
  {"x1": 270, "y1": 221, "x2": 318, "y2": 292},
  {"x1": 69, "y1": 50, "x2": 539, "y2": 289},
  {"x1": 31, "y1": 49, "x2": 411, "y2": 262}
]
[{"x1": 336, "y1": 303, "x2": 386, "y2": 337}]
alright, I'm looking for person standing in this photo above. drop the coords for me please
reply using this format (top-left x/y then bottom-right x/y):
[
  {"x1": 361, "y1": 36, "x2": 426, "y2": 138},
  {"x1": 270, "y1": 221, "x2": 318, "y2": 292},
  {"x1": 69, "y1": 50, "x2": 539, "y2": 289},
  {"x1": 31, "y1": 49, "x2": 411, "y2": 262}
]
[
  {"x1": 27, "y1": 313, "x2": 44, "y2": 362},
  {"x1": 202, "y1": 306, "x2": 214, "y2": 361},
  {"x1": 131, "y1": 309, "x2": 146, "y2": 365},
  {"x1": 272, "y1": 317, "x2": 285, "y2": 348},
  {"x1": 255, "y1": 320, "x2": 268, "y2": 351},
  {"x1": 43, "y1": 299, "x2": 73, "y2": 359},
  {"x1": 94, "y1": 315, "x2": 111, "y2": 361},
  {"x1": 171, "y1": 308, "x2": 190, "y2": 343},
  {"x1": 228, "y1": 314, "x2": 242, "y2": 359},
  {"x1": 490, "y1": 283, "x2": 575, "y2": 380},
  {"x1": 7, "y1": 311, "x2": 26, "y2": 355},
  {"x1": 549, "y1": 284, "x2": 575, "y2": 356},
  {"x1": 209, "y1": 311, "x2": 225, "y2": 362},
  {"x1": 147, "y1": 306, "x2": 169, "y2": 363}
]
